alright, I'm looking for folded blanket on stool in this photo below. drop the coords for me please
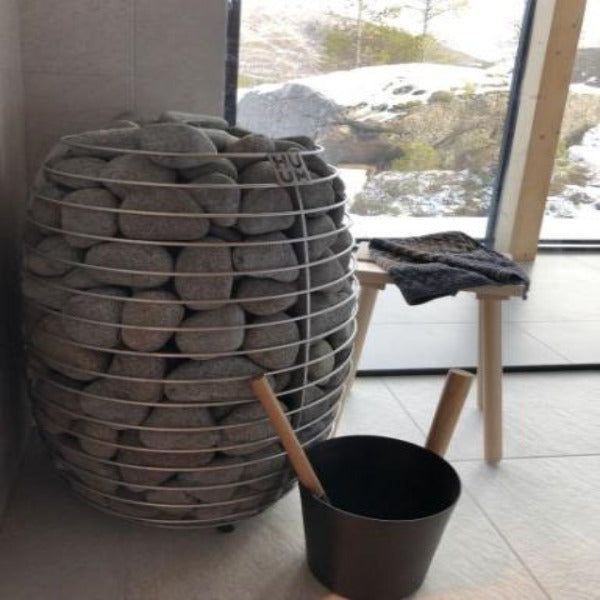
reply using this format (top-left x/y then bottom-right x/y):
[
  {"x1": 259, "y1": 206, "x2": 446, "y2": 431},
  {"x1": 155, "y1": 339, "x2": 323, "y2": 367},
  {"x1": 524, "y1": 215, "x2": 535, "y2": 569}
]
[{"x1": 369, "y1": 232, "x2": 530, "y2": 305}]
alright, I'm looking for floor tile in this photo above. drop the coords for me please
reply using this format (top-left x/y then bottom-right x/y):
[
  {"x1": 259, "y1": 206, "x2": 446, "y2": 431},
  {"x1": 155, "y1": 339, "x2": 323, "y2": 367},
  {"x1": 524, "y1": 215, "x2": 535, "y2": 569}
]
[
  {"x1": 385, "y1": 373, "x2": 600, "y2": 460},
  {"x1": 520, "y1": 322, "x2": 600, "y2": 363},
  {"x1": 458, "y1": 456, "x2": 600, "y2": 600},
  {"x1": 359, "y1": 323, "x2": 568, "y2": 370}
]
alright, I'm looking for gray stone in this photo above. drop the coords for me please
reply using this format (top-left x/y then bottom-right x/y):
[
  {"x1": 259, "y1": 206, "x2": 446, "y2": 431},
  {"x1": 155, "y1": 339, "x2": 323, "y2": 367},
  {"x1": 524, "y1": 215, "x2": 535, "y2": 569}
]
[
  {"x1": 202, "y1": 128, "x2": 239, "y2": 151},
  {"x1": 299, "y1": 172, "x2": 335, "y2": 210},
  {"x1": 32, "y1": 315, "x2": 109, "y2": 381},
  {"x1": 159, "y1": 111, "x2": 229, "y2": 130},
  {"x1": 145, "y1": 483, "x2": 196, "y2": 515},
  {"x1": 47, "y1": 157, "x2": 107, "y2": 189},
  {"x1": 295, "y1": 385, "x2": 332, "y2": 425},
  {"x1": 175, "y1": 305, "x2": 245, "y2": 357},
  {"x1": 67, "y1": 126, "x2": 141, "y2": 158},
  {"x1": 61, "y1": 188, "x2": 120, "y2": 247},
  {"x1": 295, "y1": 290, "x2": 355, "y2": 337},
  {"x1": 322, "y1": 360, "x2": 351, "y2": 390},
  {"x1": 330, "y1": 228, "x2": 354, "y2": 269},
  {"x1": 34, "y1": 404, "x2": 72, "y2": 434},
  {"x1": 232, "y1": 232, "x2": 299, "y2": 282},
  {"x1": 107, "y1": 489, "x2": 160, "y2": 518},
  {"x1": 310, "y1": 249, "x2": 346, "y2": 292},
  {"x1": 27, "y1": 236, "x2": 82, "y2": 277},
  {"x1": 208, "y1": 224, "x2": 243, "y2": 242},
  {"x1": 30, "y1": 183, "x2": 63, "y2": 231},
  {"x1": 61, "y1": 268, "x2": 99, "y2": 290},
  {"x1": 238, "y1": 188, "x2": 295, "y2": 235},
  {"x1": 238, "y1": 160, "x2": 278, "y2": 185},
  {"x1": 175, "y1": 241, "x2": 233, "y2": 310},
  {"x1": 80, "y1": 379, "x2": 150, "y2": 426},
  {"x1": 22, "y1": 273, "x2": 71, "y2": 310},
  {"x1": 119, "y1": 187, "x2": 209, "y2": 241},
  {"x1": 235, "y1": 278, "x2": 299, "y2": 316},
  {"x1": 308, "y1": 340, "x2": 335, "y2": 381},
  {"x1": 57, "y1": 436, "x2": 120, "y2": 493},
  {"x1": 33, "y1": 373, "x2": 82, "y2": 413},
  {"x1": 139, "y1": 123, "x2": 217, "y2": 169},
  {"x1": 176, "y1": 456, "x2": 245, "y2": 503},
  {"x1": 220, "y1": 400, "x2": 287, "y2": 457},
  {"x1": 241, "y1": 444, "x2": 287, "y2": 491},
  {"x1": 227, "y1": 134, "x2": 275, "y2": 168},
  {"x1": 165, "y1": 357, "x2": 266, "y2": 404},
  {"x1": 61, "y1": 287, "x2": 126, "y2": 348},
  {"x1": 139, "y1": 407, "x2": 220, "y2": 450},
  {"x1": 304, "y1": 154, "x2": 335, "y2": 177},
  {"x1": 73, "y1": 419, "x2": 119, "y2": 458},
  {"x1": 108, "y1": 353, "x2": 166, "y2": 403},
  {"x1": 189, "y1": 173, "x2": 240, "y2": 227},
  {"x1": 178, "y1": 158, "x2": 238, "y2": 181},
  {"x1": 101, "y1": 154, "x2": 177, "y2": 198},
  {"x1": 273, "y1": 139, "x2": 304, "y2": 152},
  {"x1": 121, "y1": 290, "x2": 184, "y2": 352},
  {"x1": 85, "y1": 242, "x2": 173, "y2": 288},
  {"x1": 191, "y1": 488, "x2": 272, "y2": 521},
  {"x1": 287, "y1": 214, "x2": 337, "y2": 260},
  {"x1": 243, "y1": 312, "x2": 300, "y2": 370}
]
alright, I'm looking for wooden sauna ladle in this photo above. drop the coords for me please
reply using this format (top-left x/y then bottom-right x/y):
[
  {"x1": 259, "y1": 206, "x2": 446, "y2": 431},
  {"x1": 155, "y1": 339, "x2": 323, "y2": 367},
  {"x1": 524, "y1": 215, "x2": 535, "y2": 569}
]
[{"x1": 251, "y1": 368, "x2": 474, "y2": 501}]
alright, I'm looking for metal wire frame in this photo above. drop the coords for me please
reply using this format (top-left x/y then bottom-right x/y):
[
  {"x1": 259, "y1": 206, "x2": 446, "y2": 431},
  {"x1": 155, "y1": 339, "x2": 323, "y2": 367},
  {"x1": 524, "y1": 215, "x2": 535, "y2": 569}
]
[{"x1": 26, "y1": 137, "x2": 355, "y2": 526}]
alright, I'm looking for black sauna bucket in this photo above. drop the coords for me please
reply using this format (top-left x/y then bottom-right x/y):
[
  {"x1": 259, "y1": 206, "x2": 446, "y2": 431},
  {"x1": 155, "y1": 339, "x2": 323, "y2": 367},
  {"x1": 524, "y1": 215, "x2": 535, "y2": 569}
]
[{"x1": 300, "y1": 435, "x2": 461, "y2": 600}]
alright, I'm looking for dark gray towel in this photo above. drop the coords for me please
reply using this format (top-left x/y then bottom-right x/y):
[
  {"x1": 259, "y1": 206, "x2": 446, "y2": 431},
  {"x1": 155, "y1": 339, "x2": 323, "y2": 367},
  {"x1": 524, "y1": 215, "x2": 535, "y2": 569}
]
[{"x1": 369, "y1": 232, "x2": 530, "y2": 305}]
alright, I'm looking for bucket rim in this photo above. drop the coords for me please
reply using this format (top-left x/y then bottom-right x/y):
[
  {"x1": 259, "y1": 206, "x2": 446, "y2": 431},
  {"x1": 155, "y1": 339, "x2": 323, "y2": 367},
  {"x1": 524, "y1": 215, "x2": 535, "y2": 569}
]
[{"x1": 301, "y1": 434, "x2": 462, "y2": 524}]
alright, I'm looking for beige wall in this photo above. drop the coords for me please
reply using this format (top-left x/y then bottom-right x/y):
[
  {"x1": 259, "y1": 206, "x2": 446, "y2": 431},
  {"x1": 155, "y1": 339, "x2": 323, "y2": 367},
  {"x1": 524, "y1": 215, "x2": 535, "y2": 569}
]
[
  {"x1": 20, "y1": 0, "x2": 229, "y2": 178},
  {"x1": 0, "y1": 0, "x2": 29, "y2": 516}
]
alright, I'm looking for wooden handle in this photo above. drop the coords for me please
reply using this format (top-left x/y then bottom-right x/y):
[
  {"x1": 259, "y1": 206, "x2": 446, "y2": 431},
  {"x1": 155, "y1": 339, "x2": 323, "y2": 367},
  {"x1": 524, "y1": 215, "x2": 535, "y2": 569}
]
[
  {"x1": 251, "y1": 376, "x2": 328, "y2": 500},
  {"x1": 425, "y1": 369, "x2": 474, "y2": 457}
]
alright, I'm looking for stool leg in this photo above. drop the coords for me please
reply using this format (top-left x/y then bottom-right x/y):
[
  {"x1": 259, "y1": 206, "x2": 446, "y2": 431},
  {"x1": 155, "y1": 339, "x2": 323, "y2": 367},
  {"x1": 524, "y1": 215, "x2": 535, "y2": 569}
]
[
  {"x1": 481, "y1": 297, "x2": 503, "y2": 464},
  {"x1": 477, "y1": 299, "x2": 485, "y2": 411}
]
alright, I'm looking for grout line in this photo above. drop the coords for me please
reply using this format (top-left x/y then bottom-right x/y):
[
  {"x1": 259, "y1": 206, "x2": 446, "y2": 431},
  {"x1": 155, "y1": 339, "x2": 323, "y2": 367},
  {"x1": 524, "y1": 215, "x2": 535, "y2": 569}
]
[
  {"x1": 514, "y1": 322, "x2": 574, "y2": 363},
  {"x1": 381, "y1": 379, "x2": 428, "y2": 439},
  {"x1": 451, "y1": 453, "x2": 600, "y2": 463},
  {"x1": 461, "y1": 484, "x2": 552, "y2": 600}
]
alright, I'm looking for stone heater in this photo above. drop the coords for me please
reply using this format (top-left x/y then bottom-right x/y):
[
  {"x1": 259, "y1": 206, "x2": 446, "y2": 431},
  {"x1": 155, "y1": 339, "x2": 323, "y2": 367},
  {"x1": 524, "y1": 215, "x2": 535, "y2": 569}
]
[{"x1": 22, "y1": 112, "x2": 356, "y2": 527}]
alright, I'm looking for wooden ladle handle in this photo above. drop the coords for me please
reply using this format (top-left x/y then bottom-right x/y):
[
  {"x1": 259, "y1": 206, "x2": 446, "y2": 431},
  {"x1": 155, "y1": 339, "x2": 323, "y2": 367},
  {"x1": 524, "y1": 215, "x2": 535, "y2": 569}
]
[
  {"x1": 425, "y1": 369, "x2": 474, "y2": 457},
  {"x1": 251, "y1": 375, "x2": 328, "y2": 500}
]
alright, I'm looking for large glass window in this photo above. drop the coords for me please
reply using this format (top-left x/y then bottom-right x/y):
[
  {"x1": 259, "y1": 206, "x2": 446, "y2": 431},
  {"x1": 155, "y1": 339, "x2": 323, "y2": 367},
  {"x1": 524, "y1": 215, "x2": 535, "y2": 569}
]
[{"x1": 237, "y1": 0, "x2": 528, "y2": 239}]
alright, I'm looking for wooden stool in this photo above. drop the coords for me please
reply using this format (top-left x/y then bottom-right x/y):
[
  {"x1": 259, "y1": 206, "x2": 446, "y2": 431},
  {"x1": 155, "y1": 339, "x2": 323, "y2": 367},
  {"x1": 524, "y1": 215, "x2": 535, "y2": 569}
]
[{"x1": 352, "y1": 244, "x2": 525, "y2": 464}]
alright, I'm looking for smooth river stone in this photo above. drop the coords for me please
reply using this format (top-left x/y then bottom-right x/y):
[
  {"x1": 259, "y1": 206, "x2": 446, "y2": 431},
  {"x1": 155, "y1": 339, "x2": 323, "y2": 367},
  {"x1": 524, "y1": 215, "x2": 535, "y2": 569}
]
[
  {"x1": 175, "y1": 305, "x2": 245, "y2": 357},
  {"x1": 30, "y1": 182, "x2": 64, "y2": 230},
  {"x1": 294, "y1": 290, "x2": 355, "y2": 337},
  {"x1": 139, "y1": 406, "x2": 220, "y2": 450},
  {"x1": 85, "y1": 242, "x2": 173, "y2": 289},
  {"x1": 121, "y1": 290, "x2": 184, "y2": 352},
  {"x1": 108, "y1": 353, "x2": 166, "y2": 403},
  {"x1": 61, "y1": 287, "x2": 126, "y2": 348},
  {"x1": 235, "y1": 278, "x2": 299, "y2": 316},
  {"x1": 286, "y1": 214, "x2": 337, "y2": 260},
  {"x1": 310, "y1": 249, "x2": 346, "y2": 292},
  {"x1": 159, "y1": 111, "x2": 229, "y2": 130},
  {"x1": 165, "y1": 357, "x2": 266, "y2": 404},
  {"x1": 61, "y1": 188, "x2": 119, "y2": 248},
  {"x1": 238, "y1": 188, "x2": 295, "y2": 235},
  {"x1": 189, "y1": 173, "x2": 240, "y2": 227},
  {"x1": 67, "y1": 126, "x2": 142, "y2": 159},
  {"x1": 241, "y1": 444, "x2": 287, "y2": 491},
  {"x1": 22, "y1": 273, "x2": 70, "y2": 310},
  {"x1": 178, "y1": 158, "x2": 238, "y2": 181},
  {"x1": 330, "y1": 228, "x2": 354, "y2": 270},
  {"x1": 308, "y1": 340, "x2": 335, "y2": 381},
  {"x1": 35, "y1": 404, "x2": 72, "y2": 435},
  {"x1": 175, "y1": 241, "x2": 233, "y2": 310},
  {"x1": 139, "y1": 123, "x2": 217, "y2": 169},
  {"x1": 73, "y1": 419, "x2": 119, "y2": 459},
  {"x1": 80, "y1": 379, "x2": 150, "y2": 426},
  {"x1": 57, "y1": 436, "x2": 120, "y2": 493},
  {"x1": 202, "y1": 128, "x2": 239, "y2": 151},
  {"x1": 47, "y1": 157, "x2": 106, "y2": 190},
  {"x1": 191, "y1": 487, "x2": 273, "y2": 521},
  {"x1": 243, "y1": 312, "x2": 300, "y2": 370},
  {"x1": 32, "y1": 315, "x2": 109, "y2": 381},
  {"x1": 227, "y1": 134, "x2": 275, "y2": 168},
  {"x1": 232, "y1": 232, "x2": 299, "y2": 282},
  {"x1": 145, "y1": 483, "x2": 196, "y2": 515},
  {"x1": 119, "y1": 187, "x2": 209, "y2": 241},
  {"x1": 101, "y1": 154, "x2": 177, "y2": 198},
  {"x1": 33, "y1": 373, "x2": 82, "y2": 413},
  {"x1": 297, "y1": 172, "x2": 335, "y2": 211},
  {"x1": 176, "y1": 456, "x2": 245, "y2": 503},
  {"x1": 27, "y1": 236, "x2": 81, "y2": 277},
  {"x1": 61, "y1": 268, "x2": 99, "y2": 290},
  {"x1": 220, "y1": 401, "x2": 287, "y2": 457}
]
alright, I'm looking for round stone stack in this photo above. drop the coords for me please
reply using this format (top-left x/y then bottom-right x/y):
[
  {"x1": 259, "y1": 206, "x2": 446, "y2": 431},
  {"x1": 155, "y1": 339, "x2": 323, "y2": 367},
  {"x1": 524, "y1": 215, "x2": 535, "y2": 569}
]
[{"x1": 23, "y1": 112, "x2": 356, "y2": 528}]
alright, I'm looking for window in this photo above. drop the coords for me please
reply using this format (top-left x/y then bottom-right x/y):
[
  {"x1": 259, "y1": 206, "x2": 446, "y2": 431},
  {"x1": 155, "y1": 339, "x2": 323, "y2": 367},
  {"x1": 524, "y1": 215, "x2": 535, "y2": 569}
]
[{"x1": 235, "y1": 0, "x2": 529, "y2": 240}]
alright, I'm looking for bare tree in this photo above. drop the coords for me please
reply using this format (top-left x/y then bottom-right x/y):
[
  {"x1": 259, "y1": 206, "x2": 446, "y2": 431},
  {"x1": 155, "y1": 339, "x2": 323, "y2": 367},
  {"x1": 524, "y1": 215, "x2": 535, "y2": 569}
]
[{"x1": 402, "y1": 0, "x2": 468, "y2": 37}]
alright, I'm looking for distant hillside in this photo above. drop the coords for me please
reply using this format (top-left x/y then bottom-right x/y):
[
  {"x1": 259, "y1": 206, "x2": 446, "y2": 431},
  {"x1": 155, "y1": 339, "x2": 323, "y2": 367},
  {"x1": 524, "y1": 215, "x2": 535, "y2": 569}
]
[{"x1": 239, "y1": 7, "x2": 487, "y2": 87}]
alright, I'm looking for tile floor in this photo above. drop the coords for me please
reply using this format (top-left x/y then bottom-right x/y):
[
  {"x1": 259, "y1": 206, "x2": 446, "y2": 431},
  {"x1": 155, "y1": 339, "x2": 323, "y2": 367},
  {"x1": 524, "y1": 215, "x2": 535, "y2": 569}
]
[
  {"x1": 2, "y1": 372, "x2": 599, "y2": 599},
  {"x1": 360, "y1": 252, "x2": 600, "y2": 370}
]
